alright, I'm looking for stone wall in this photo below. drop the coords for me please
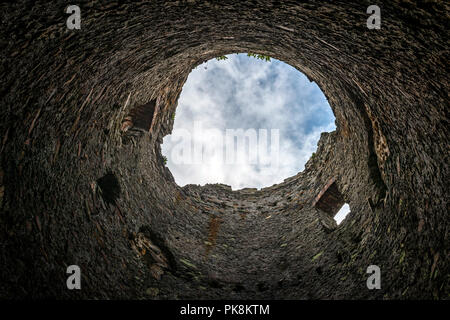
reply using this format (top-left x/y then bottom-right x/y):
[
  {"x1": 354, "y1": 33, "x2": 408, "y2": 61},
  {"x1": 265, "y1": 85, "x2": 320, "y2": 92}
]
[{"x1": 0, "y1": 0, "x2": 448, "y2": 299}]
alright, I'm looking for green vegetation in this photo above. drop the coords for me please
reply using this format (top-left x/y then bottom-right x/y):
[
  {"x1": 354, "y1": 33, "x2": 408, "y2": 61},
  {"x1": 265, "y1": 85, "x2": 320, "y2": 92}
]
[
  {"x1": 162, "y1": 155, "x2": 167, "y2": 165},
  {"x1": 246, "y1": 52, "x2": 271, "y2": 61},
  {"x1": 180, "y1": 258, "x2": 197, "y2": 269},
  {"x1": 215, "y1": 53, "x2": 272, "y2": 62},
  {"x1": 312, "y1": 251, "x2": 324, "y2": 261},
  {"x1": 399, "y1": 251, "x2": 406, "y2": 264}
]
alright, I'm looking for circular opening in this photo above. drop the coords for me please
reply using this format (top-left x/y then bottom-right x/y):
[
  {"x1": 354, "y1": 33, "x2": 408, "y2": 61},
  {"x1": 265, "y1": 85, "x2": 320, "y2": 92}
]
[{"x1": 162, "y1": 53, "x2": 336, "y2": 190}]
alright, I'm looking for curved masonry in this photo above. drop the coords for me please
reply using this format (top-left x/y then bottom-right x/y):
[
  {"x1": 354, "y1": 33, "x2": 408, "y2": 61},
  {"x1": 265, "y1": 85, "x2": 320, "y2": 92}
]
[{"x1": 0, "y1": 1, "x2": 448, "y2": 299}]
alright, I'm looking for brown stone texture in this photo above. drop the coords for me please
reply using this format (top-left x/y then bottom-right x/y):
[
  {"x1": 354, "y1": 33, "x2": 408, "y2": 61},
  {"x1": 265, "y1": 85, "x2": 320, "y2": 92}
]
[
  {"x1": 312, "y1": 178, "x2": 346, "y2": 216},
  {"x1": 0, "y1": 1, "x2": 448, "y2": 299}
]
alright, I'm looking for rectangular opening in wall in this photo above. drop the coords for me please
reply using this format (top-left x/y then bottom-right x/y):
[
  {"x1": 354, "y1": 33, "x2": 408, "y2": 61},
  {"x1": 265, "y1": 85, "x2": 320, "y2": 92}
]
[
  {"x1": 313, "y1": 178, "x2": 345, "y2": 213},
  {"x1": 312, "y1": 178, "x2": 350, "y2": 225},
  {"x1": 122, "y1": 99, "x2": 156, "y2": 132}
]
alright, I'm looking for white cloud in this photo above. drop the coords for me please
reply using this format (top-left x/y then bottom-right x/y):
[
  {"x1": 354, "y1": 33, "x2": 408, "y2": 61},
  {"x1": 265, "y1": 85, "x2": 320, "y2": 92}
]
[
  {"x1": 334, "y1": 204, "x2": 351, "y2": 224},
  {"x1": 161, "y1": 54, "x2": 335, "y2": 190}
]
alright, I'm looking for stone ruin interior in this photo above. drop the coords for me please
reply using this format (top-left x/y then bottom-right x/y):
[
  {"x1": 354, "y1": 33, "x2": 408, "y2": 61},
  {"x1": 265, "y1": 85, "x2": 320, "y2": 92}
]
[{"x1": 0, "y1": 1, "x2": 448, "y2": 300}]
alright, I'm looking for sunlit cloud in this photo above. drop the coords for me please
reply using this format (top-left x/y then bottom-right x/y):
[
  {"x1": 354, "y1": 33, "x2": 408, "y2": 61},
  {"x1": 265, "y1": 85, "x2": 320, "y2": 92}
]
[{"x1": 161, "y1": 54, "x2": 335, "y2": 190}]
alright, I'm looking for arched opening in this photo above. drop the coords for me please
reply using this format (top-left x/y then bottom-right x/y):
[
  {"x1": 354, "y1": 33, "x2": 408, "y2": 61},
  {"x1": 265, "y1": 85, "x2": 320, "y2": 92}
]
[{"x1": 161, "y1": 53, "x2": 335, "y2": 190}]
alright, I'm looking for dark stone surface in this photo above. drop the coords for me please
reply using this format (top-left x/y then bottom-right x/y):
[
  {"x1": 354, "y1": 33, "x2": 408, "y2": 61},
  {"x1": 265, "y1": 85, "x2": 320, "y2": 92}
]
[{"x1": 0, "y1": 1, "x2": 448, "y2": 299}]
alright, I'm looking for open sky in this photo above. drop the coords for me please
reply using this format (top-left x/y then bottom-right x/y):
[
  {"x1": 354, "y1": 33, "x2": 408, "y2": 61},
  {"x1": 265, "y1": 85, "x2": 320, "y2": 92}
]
[{"x1": 161, "y1": 53, "x2": 336, "y2": 190}]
